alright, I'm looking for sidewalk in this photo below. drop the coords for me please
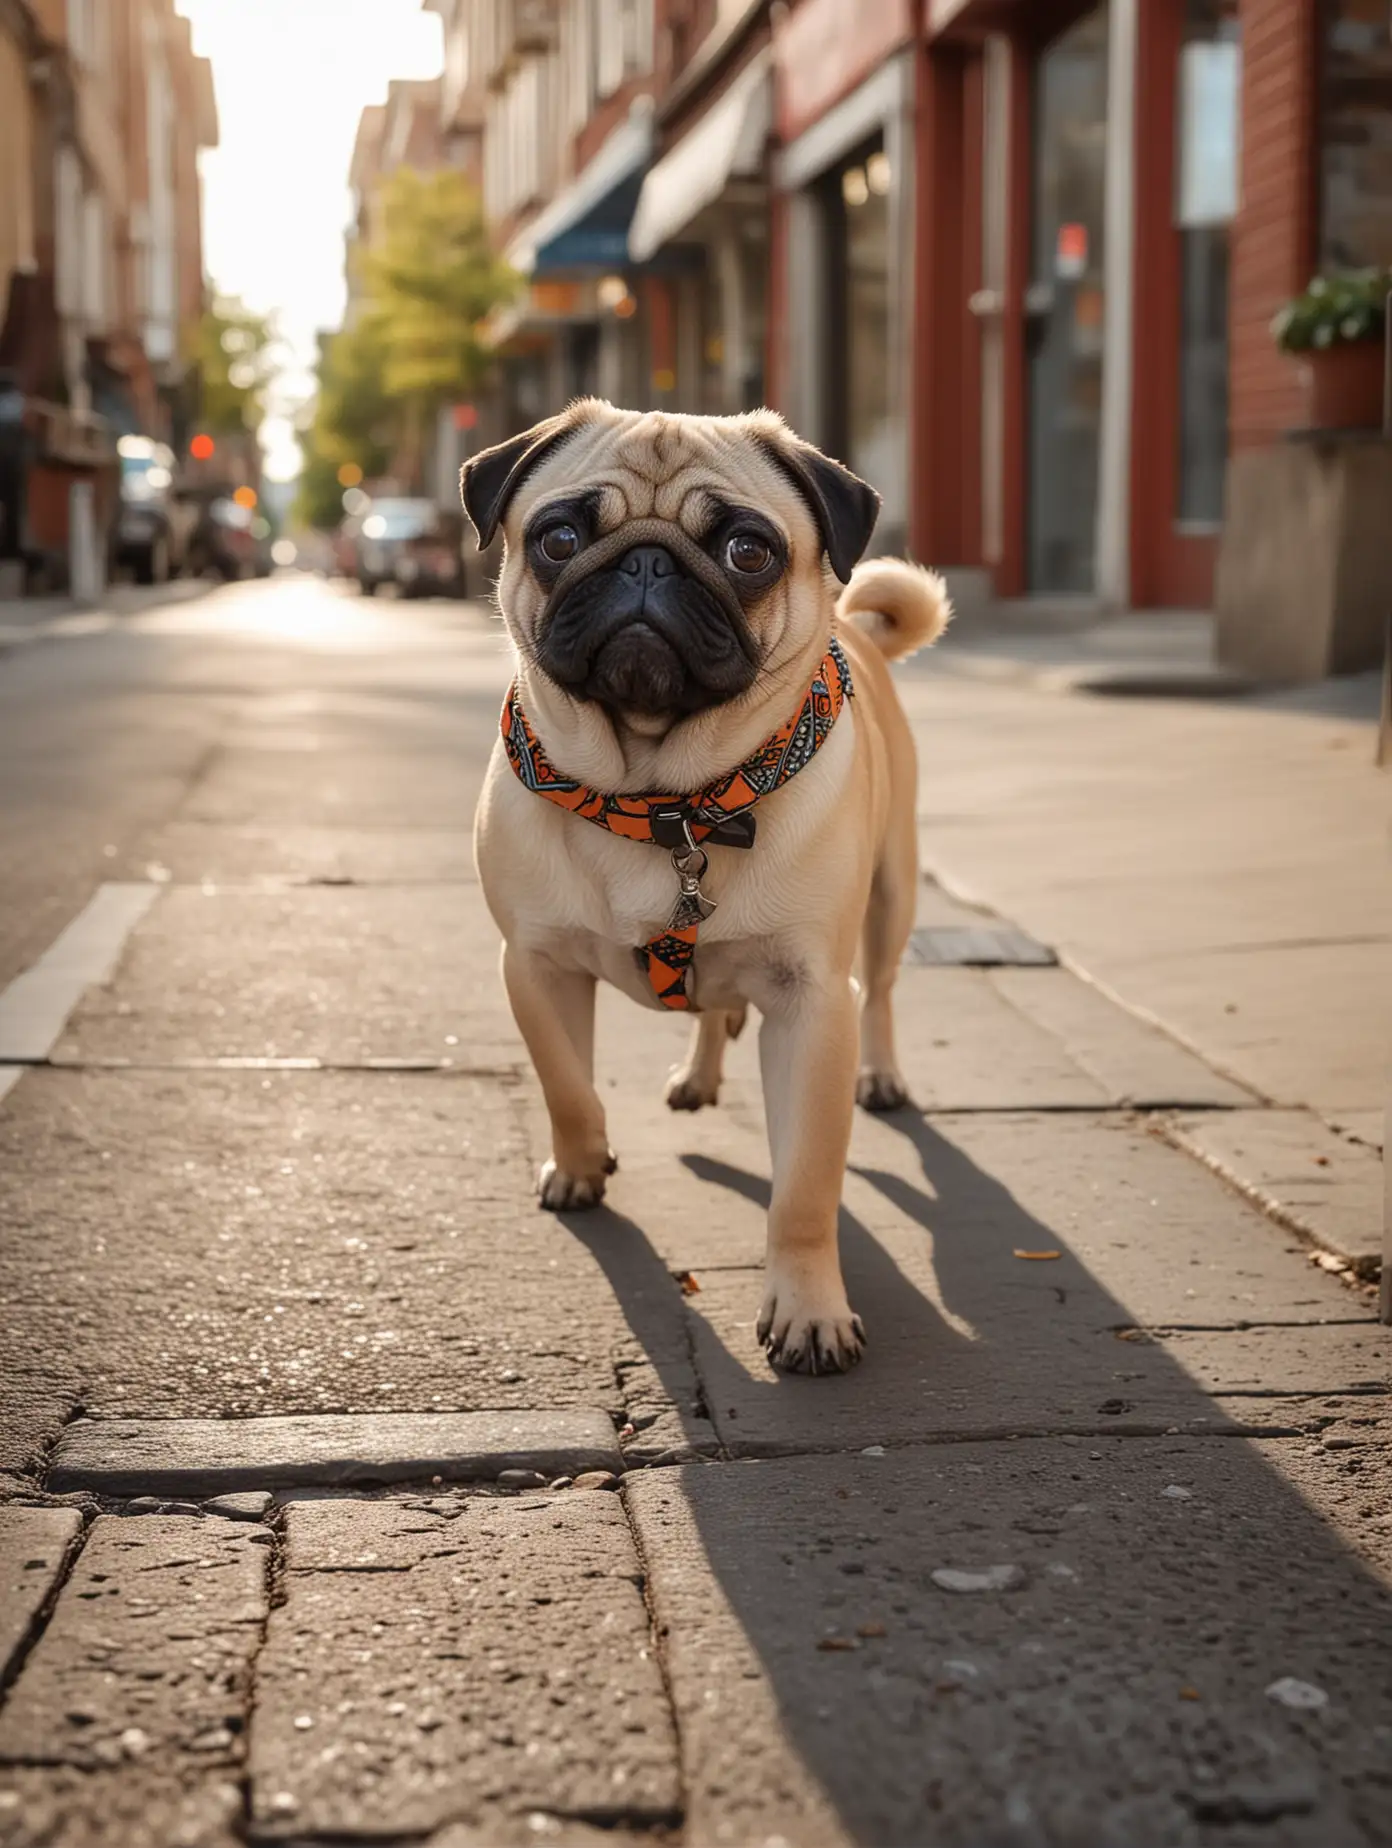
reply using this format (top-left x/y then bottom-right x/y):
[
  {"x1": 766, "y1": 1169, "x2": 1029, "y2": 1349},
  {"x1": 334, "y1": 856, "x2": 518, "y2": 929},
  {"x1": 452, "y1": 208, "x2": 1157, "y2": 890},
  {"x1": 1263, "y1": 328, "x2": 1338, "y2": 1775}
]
[
  {"x1": 0, "y1": 579, "x2": 1389, "y2": 1847},
  {"x1": 900, "y1": 609, "x2": 1389, "y2": 1277}
]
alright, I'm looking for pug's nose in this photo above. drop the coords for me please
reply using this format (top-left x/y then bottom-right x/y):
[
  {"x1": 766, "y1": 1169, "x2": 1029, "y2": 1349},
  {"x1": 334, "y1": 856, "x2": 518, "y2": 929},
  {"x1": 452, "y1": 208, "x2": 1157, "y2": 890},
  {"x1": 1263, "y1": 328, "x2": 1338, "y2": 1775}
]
[{"x1": 618, "y1": 545, "x2": 678, "y2": 592}]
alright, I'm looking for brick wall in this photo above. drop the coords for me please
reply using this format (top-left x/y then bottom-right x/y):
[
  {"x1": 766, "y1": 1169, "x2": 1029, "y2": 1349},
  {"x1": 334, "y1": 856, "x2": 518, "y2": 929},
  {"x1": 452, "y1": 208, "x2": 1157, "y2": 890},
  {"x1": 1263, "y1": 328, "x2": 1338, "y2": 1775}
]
[{"x1": 1229, "y1": 0, "x2": 1318, "y2": 450}]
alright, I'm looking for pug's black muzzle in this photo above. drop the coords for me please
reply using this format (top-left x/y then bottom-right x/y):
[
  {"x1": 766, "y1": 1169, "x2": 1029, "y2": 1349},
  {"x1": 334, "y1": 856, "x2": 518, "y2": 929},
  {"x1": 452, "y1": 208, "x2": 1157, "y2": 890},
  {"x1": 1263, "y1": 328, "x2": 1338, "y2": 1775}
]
[{"x1": 536, "y1": 517, "x2": 760, "y2": 716}]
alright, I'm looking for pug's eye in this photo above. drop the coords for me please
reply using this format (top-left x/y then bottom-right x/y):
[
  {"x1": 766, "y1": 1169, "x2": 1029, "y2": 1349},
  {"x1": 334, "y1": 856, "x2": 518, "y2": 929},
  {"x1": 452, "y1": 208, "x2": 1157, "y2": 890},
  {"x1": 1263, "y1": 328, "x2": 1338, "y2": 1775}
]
[
  {"x1": 727, "y1": 531, "x2": 772, "y2": 575},
  {"x1": 538, "y1": 522, "x2": 581, "y2": 563}
]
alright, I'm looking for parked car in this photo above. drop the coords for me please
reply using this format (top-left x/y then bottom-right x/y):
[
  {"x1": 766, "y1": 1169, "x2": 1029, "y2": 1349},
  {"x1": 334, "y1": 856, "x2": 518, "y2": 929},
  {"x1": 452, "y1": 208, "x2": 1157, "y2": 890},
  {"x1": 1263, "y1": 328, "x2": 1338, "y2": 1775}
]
[
  {"x1": 114, "y1": 436, "x2": 196, "y2": 583},
  {"x1": 356, "y1": 498, "x2": 466, "y2": 597},
  {"x1": 186, "y1": 496, "x2": 258, "y2": 581}
]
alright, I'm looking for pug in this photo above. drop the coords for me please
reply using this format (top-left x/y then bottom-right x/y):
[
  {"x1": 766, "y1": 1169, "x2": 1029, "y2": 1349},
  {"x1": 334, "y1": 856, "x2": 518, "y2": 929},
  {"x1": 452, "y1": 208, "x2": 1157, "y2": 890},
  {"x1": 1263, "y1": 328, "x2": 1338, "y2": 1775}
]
[{"x1": 463, "y1": 399, "x2": 947, "y2": 1373}]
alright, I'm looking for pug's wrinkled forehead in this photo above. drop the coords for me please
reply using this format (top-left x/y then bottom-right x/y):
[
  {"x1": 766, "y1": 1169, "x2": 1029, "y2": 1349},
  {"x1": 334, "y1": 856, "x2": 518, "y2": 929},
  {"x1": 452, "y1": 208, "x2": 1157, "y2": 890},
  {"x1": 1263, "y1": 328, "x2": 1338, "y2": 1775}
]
[{"x1": 461, "y1": 400, "x2": 880, "y2": 585}]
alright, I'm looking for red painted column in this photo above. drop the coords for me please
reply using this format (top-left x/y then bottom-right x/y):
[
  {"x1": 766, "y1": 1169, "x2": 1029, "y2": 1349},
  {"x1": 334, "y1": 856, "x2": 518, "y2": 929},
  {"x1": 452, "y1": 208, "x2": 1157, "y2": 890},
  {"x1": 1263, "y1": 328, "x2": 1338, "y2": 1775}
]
[{"x1": 909, "y1": 37, "x2": 968, "y2": 566}]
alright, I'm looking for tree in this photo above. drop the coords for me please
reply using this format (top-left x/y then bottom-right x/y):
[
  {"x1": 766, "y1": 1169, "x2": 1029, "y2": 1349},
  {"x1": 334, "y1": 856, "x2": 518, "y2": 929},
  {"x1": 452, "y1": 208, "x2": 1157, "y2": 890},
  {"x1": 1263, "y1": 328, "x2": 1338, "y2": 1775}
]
[
  {"x1": 296, "y1": 168, "x2": 517, "y2": 524},
  {"x1": 295, "y1": 319, "x2": 396, "y2": 529},
  {"x1": 194, "y1": 296, "x2": 279, "y2": 434},
  {"x1": 361, "y1": 167, "x2": 516, "y2": 406}
]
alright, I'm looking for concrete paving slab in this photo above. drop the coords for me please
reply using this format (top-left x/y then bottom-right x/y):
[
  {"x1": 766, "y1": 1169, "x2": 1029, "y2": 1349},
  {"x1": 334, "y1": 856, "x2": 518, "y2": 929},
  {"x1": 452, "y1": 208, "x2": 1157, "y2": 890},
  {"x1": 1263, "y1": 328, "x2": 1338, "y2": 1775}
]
[
  {"x1": 55, "y1": 883, "x2": 520, "y2": 1066},
  {"x1": 247, "y1": 1494, "x2": 679, "y2": 1839},
  {"x1": 991, "y1": 966, "x2": 1254, "y2": 1106},
  {"x1": 0, "y1": 1507, "x2": 81, "y2": 1682},
  {"x1": 663, "y1": 1109, "x2": 1386, "y2": 1453},
  {"x1": 893, "y1": 967, "x2": 1108, "y2": 1109},
  {"x1": 1159, "y1": 1323, "x2": 1389, "y2": 1400},
  {"x1": 594, "y1": 1098, "x2": 1362, "y2": 1324},
  {"x1": 896, "y1": 669, "x2": 1390, "y2": 1123},
  {"x1": 626, "y1": 1439, "x2": 1392, "y2": 1847},
  {"x1": 48, "y1": 1409, "x2": 623, "y2": 1495},
  {"x1": 0, "y1": 1069, "x2": 703, "y2": 1453},
  {"x1": 0, "y1": 1767, "x2": 243, "y2": 1848},
  {"x1": 1167, "y1": 1109, "x2": 1385, "y2": 1276},
  {"x1": 845, "y1": 1109, "x2": 1363, "y2": 1329},
  {"x1": 683, "y1": 1268, "x2": 1239, "y2": 1453},
  {"x1": 0, "y1": 1514, "x2": 266, "y2": 1846},
  {"x1": 131, "y1": 820, "x2": 477, "y2": 886},
  {"x1": 1099, "y1": 939, "x2": 1390, "y2": 1118}
]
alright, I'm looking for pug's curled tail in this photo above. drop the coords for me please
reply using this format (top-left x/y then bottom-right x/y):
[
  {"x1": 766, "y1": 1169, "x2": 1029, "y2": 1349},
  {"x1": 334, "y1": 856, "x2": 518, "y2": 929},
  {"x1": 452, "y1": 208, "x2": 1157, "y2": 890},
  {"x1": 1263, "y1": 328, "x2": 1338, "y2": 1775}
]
[{"x1": 836, "y1": 558, "x2": 951, "y2": 662}]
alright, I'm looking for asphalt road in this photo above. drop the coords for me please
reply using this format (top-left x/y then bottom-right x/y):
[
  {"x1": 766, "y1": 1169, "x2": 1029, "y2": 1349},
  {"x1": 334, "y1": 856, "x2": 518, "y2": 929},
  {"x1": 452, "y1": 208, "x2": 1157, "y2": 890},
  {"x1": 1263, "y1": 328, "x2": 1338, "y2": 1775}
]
[{"x1": 0, "y1": 574, "x2": 1389, "y2": 1848}]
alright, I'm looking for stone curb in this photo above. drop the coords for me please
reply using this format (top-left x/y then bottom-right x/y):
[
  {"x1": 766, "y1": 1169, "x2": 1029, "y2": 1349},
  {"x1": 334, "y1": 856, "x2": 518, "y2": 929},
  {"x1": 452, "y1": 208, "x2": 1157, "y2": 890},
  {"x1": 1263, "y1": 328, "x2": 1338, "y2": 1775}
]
[{"x1": 48, "y1": 1409, "x2": 623, "y2": 1495}]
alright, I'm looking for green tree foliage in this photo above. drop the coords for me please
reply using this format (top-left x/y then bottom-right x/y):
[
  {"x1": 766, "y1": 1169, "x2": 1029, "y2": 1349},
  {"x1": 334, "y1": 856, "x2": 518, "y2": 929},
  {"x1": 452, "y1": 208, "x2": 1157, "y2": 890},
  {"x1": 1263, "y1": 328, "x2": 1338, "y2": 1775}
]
[
  {"x1": 195, "y1": 296, "x2": 279, "y2": 432},
  {"x1": 296, "y1": 168, "x2": 516, "y2": 527},
  {"x1": 361, "y1": 166, "x2": 516, "y2": 402},
  {"x1": 295, "y1": 320, "x2": 396, "y2": 528}
]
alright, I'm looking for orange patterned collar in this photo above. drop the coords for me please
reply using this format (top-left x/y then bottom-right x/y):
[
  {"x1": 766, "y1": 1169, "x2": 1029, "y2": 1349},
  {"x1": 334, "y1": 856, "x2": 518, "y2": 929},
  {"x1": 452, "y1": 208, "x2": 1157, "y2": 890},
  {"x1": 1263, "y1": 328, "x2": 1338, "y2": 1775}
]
[{"x1": 500, "y1": 637, "x2": 853, "y2": 1010}]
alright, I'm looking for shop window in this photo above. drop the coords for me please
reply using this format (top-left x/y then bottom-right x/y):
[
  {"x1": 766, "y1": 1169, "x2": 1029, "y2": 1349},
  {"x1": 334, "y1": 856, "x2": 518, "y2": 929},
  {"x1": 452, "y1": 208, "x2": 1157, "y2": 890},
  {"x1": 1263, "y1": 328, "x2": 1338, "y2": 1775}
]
[
  {"x1": 1175, "y1": 0, "x2": 1239, "y2": 528},
  {"x1": 1319, "y1": 0, "x2": 1392, "y2": 270},
  {"x1": 820, "y1": 138, "x2": 891, "y2": 493}
]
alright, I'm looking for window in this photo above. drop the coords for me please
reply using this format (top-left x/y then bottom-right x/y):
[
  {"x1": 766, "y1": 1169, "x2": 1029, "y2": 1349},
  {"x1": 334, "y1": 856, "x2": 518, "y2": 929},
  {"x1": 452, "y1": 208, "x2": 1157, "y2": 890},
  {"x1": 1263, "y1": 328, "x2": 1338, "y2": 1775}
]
[
  {"x1": 1319, "y1": 0, "x2": 1392, "y2": 269},
  {"x1": 597, "y1": 0, "x2": 651, "y2": 97},
  {"x1": 1175, "y1": 0, "x2": 1240, "y2": 527}
]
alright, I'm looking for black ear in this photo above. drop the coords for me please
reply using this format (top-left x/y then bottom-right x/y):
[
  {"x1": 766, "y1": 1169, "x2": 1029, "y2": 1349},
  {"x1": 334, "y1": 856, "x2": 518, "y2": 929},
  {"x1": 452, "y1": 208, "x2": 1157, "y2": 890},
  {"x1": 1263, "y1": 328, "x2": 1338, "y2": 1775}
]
[
  {"x1": 759, "y1": 434, "x2": 881, "y2": 583},
  {"x1": 459, "y1": 410, "x2": 583, "y2": 550}
]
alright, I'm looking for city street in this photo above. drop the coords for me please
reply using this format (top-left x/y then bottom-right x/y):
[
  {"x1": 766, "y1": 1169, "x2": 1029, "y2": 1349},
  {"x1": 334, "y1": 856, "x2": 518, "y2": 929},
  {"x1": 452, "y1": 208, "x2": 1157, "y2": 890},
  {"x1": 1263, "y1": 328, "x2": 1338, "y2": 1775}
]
[{"x1": 1, "y1": 574, "x2": 1390, "y2": 1848}]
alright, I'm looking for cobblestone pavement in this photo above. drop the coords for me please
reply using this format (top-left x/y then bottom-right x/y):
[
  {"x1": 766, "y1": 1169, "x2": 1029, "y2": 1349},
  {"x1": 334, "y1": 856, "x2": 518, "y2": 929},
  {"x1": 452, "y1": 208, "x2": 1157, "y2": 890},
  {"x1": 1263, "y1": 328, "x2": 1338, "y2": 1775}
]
[{"x1": 1, "y1": 576, "x2": 1389, "y2": 1847}]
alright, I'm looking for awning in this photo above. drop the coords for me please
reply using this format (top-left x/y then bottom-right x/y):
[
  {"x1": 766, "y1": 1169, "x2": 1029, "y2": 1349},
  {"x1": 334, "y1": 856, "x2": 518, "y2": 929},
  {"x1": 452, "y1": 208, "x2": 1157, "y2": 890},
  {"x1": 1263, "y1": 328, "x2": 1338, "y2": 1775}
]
[
  {"x1": 628, "y1": 52, "x2": 770, "y2": 264},
  {"x1": 506, "y1": 111, "x2": 653, "y2": 277}
]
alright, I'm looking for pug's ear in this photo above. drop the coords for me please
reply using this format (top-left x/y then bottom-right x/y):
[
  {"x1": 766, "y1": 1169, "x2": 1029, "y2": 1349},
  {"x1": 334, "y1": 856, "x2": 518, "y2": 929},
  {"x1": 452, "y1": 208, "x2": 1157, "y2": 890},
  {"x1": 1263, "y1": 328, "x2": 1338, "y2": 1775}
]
[
  {"x1": 459, "y1": 407, "x2": 586, "y2": 550},
  {"x1": 758, "y1": 432, "x2": 881, "y2": 583}
]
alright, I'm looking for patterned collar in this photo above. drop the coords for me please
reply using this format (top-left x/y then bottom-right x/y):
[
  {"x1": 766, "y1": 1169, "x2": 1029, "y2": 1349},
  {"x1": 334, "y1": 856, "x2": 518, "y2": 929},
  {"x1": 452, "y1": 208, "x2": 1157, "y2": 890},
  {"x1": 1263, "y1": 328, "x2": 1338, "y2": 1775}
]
[{"x1": 500, "y1": 637, "x2": 853, "y2": 1010}]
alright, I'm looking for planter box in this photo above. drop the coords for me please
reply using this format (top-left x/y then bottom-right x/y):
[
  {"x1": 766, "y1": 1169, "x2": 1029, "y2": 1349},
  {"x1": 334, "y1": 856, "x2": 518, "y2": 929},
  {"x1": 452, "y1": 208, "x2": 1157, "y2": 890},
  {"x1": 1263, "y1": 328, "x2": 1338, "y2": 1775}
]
[{"x1": 1215, "y1": 435, "x2": 1392, "y2": 683}]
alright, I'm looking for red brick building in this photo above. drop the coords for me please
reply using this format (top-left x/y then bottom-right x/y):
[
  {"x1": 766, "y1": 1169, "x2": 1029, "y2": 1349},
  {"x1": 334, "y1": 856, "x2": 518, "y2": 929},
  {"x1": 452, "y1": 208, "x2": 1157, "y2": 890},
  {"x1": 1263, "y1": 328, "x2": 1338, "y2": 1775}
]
[{"x1": 470, "y1": 0, "x2": 1391, "y2": 622}]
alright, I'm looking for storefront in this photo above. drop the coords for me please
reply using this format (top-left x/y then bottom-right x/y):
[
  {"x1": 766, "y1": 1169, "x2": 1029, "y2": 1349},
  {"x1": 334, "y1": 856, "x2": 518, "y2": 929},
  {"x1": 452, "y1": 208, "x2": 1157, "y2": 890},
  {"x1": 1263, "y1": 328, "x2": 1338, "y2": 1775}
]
[
  {"x1": 916, "y1": 0, "x2": 1249, "y2": 609},
  {"x1": 628, "y1": 43, "x2": 773, "y2": 416},
  {"x1": 772, "y1": 0, "x2": 916, "y2": 555}
]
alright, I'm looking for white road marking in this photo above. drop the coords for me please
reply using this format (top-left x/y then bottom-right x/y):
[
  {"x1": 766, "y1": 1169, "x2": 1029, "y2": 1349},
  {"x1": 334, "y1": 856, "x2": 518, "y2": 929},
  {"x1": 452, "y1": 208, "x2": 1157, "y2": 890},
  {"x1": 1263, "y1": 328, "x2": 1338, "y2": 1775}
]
[{"x1": 0, "y1": 882, "x2": 160, "y2": 1063}]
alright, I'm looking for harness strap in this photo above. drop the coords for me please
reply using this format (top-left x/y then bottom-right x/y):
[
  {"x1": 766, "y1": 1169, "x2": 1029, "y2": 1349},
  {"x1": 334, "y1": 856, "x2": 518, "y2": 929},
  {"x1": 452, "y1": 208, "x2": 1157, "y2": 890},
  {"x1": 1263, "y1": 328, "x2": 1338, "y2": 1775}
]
[{"x1": 501, "y1": 637, "x2": 853, "y2": 1010}]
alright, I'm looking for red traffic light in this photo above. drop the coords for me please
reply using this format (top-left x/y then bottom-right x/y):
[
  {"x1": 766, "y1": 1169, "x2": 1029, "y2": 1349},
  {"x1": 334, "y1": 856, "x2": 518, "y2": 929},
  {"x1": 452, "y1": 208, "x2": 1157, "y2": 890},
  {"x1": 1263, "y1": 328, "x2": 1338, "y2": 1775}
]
[{"x1": 191, "y1": 433, "x2": 215, "y2": 460}]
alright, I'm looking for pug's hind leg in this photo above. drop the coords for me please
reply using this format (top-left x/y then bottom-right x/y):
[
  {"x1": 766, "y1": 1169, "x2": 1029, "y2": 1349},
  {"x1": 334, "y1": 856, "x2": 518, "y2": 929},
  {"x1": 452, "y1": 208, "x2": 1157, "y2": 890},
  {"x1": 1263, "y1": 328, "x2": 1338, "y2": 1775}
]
[
  {"x1": 856, "y1": 806, "x2": 916, "y2": 1113},
  {"x1": 501, "y1": 945, "x2": 615, "y2": 1210},
  {"x1": 665, "y1": 1006, "x2": 745, "y2": 1111}
]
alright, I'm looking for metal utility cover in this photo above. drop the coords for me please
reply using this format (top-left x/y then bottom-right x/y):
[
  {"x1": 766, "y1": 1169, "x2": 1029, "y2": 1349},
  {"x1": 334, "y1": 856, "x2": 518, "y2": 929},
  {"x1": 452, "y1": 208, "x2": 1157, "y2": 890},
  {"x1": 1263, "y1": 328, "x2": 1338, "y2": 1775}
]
[{"x1": 904, "y1": 925, "x2": 1057, "y2": 967}]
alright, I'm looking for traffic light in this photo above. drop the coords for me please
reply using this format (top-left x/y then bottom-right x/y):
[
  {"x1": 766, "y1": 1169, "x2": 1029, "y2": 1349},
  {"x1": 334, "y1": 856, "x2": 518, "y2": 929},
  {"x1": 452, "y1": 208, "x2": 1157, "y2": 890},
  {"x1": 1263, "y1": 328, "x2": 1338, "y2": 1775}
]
[
  {"x1": 233, "y1": 486, "x2": 257, "y2": 510},
  {"x1": 190, "y1": 433, "x2": 215, "y2": 461}
]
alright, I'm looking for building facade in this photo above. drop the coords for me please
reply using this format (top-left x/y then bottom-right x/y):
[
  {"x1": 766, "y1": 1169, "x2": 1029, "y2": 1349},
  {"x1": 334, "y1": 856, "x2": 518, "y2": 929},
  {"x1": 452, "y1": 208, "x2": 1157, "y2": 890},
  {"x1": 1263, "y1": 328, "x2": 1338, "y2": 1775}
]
[
  {"x1": 0, "y1": 0, "x2": 216, "y2": 586},
  {"x1": 456, "y1": 0, "x2": 1391, "y2": 621}
]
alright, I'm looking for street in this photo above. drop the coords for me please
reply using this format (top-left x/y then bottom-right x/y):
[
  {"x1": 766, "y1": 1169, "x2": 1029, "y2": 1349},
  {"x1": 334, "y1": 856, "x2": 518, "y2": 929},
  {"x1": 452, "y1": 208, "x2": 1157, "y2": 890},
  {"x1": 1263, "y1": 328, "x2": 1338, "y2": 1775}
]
[{"x1": 0, "y1": 573, "x2": 1390, "y2": 1848}]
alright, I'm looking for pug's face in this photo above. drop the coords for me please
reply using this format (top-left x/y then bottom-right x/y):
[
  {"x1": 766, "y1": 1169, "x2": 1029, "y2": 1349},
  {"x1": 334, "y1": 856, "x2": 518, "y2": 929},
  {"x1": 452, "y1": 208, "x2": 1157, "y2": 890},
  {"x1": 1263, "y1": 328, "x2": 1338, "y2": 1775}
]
[{"x1": 462, "y1": 402, "x2": 879, "y2": 721}]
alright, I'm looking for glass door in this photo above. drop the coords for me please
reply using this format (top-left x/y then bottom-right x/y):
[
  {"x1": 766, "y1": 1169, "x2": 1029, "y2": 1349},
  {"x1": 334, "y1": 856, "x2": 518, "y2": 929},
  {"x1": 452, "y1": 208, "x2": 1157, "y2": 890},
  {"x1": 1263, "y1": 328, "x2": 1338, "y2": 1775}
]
[{"x1": 1026, "y1": 4, "x2": 1109, "y2": 594}]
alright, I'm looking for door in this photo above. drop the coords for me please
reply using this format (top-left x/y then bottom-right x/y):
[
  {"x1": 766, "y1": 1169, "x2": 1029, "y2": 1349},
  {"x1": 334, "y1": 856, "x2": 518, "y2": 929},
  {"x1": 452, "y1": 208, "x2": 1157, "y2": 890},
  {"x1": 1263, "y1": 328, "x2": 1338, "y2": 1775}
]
[{"x1": 1026, "y1": 4, "x2": 1108, "y2": 595}]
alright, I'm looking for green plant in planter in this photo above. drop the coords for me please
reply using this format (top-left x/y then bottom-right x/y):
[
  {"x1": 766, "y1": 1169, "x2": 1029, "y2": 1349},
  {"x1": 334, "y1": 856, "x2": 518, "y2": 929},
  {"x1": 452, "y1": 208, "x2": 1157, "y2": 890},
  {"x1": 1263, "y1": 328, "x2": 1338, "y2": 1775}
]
[{"x1": 1271, "y1": 270, "x2": 1392, "y2": 353}]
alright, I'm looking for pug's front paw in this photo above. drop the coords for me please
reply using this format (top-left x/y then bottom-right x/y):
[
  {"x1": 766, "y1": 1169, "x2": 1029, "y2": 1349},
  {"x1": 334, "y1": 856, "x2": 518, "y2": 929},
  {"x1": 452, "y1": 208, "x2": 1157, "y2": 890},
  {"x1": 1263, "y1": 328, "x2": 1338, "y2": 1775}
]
[
  {"x1": 757, "y1": 1280, "x2": 866, "y2": 1375},
  {"x1": 537, "y1": 1152, "x2": 616, "y2": 1212}
]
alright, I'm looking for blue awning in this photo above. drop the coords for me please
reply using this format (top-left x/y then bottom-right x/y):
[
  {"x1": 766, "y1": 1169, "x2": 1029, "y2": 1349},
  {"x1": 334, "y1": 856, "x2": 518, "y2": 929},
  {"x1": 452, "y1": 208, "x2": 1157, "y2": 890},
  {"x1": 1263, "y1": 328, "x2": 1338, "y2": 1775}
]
[{"x1": 507, "y1": 112, "x2": 653, "y2": 277}]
